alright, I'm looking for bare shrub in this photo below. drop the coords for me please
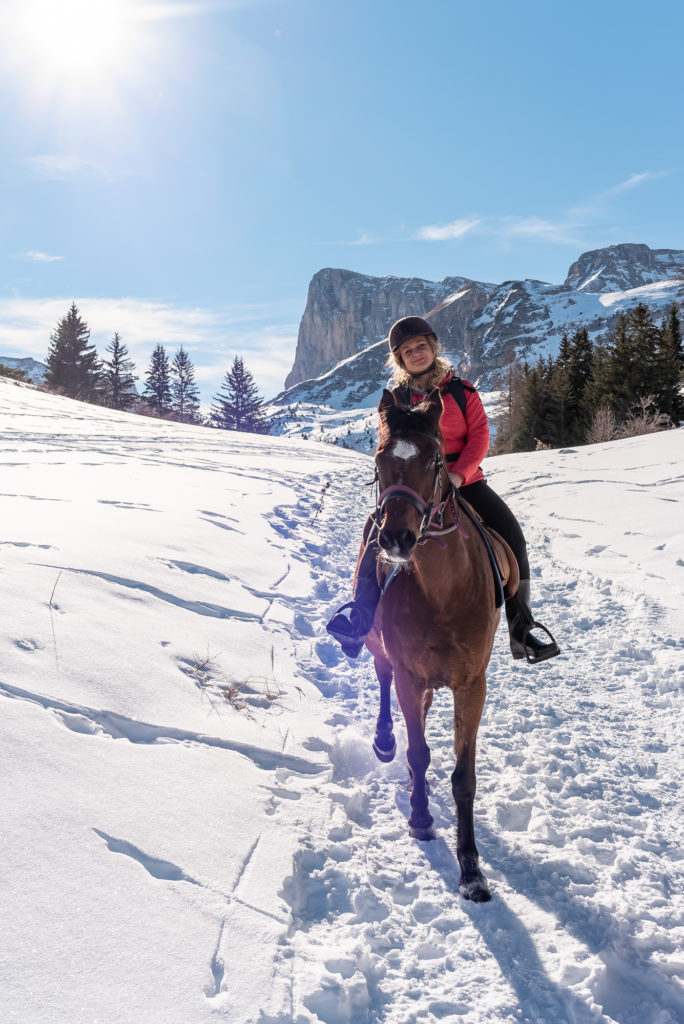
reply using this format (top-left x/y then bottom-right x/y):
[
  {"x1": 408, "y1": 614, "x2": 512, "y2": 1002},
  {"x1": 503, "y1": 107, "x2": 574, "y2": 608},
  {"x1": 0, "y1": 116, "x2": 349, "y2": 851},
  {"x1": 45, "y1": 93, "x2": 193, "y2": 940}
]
[
  {"x1": 534, "y1": 438, "x2": 552, "y2": 451},
  {"x1": 221, "y1": 681, "x2": 249, "y2": 712},
  {"x1": 220, "y1": 677, "x2": 283, "y2": 712},
  {"x1": 616, "y1": 395, "x2": 673, "y2": 439},
  {"x1": 585, "y1": 406, "x2": 618, "y2": 444}
]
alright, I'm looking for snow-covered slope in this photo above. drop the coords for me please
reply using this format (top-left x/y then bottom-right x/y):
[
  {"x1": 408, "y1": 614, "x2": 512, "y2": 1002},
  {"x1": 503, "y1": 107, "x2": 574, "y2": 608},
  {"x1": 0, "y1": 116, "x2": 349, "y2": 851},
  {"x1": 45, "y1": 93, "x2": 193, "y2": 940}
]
[{"x1": 1, "y1": 378, "x2": 682, "y2": 1024}]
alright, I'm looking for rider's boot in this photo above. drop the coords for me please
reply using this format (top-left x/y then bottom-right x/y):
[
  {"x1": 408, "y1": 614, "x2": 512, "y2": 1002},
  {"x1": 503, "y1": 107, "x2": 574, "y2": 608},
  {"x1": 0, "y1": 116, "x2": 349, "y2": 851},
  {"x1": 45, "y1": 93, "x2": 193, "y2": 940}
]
[
  {"x1": 326, "y1": 541, "x2": 381, "y2": 658},
  {"x1": 505, "y1": 579, "x2": 560, "y2": 664}
]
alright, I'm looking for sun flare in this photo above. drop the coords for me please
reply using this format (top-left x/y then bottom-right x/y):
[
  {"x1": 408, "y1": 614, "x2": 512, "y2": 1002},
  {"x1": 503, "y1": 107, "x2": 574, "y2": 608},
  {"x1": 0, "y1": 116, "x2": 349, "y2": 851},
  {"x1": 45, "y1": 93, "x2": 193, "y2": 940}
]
[{"x1": 18, "y1": 0, "x2": 127, "y2": 76}]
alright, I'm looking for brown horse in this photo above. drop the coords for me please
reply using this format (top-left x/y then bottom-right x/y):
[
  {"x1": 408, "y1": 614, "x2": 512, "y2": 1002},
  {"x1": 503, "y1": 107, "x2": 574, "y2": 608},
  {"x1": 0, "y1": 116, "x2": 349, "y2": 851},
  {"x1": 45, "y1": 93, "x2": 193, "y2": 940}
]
[{"x1": 364, "y1": 388, "x2": 517, "y2": 902}]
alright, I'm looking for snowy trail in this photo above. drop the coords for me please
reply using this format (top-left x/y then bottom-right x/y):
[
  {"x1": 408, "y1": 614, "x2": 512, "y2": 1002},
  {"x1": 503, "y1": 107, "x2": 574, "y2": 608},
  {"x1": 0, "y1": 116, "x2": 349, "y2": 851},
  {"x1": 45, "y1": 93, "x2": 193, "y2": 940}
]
[
  {"x1": 1, "y1": 379, "x2": 682, "y2": 1024},
  {"x1": 270, "y1": 435, "x2": 684, "y2": 1024}
]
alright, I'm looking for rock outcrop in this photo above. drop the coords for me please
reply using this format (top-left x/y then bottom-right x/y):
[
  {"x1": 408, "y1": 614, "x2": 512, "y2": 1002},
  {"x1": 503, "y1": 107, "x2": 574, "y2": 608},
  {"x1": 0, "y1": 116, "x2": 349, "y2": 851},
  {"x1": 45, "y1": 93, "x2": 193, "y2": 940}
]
[
  {"x1": 564, "y1": 243, "x2": 684, "y2": 293},
  {"x1": 284, "y1": 268, "x2": 474, "y2": 388}
]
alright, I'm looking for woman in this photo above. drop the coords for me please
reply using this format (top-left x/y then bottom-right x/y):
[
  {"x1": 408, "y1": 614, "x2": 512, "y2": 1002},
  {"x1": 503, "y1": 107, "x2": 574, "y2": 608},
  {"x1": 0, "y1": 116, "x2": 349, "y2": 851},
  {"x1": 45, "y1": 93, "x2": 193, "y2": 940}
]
[{"x1": 326, "y1": 315, "x2": 560, "y2": 665}]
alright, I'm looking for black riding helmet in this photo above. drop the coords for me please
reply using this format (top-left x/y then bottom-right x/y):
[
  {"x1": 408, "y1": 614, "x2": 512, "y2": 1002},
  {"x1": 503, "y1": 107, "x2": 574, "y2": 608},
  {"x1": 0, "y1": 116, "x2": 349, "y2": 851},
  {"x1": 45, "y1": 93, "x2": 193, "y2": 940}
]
[{"x1": 387, "y1": 315, "x2": 437, "y2": 352}]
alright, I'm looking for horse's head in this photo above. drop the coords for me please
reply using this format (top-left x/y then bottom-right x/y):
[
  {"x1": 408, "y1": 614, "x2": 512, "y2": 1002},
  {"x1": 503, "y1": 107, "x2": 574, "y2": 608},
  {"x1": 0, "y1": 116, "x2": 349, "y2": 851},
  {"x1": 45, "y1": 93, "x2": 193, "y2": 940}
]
[{"x1": 375, "y1": 388, "x2": 445, "y2": 562}]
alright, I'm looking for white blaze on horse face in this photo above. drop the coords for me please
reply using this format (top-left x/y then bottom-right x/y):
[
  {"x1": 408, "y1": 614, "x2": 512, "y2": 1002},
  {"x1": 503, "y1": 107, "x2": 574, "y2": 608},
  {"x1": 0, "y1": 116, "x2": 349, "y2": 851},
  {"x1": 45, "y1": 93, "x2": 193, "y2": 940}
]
[{"x1": 391, "y1": 439, "x2": 419, "y2": 461}]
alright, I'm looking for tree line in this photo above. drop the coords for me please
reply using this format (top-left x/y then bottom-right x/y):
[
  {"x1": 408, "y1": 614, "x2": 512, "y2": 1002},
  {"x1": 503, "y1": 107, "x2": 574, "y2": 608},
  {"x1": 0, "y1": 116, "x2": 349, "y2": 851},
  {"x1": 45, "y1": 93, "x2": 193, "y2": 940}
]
[
  {"x1": 493, "y1": 303, "x2": 683, "y2": 452},
  {"x1": 1, "y1": 302, "x2": 270, "y2": 434}
]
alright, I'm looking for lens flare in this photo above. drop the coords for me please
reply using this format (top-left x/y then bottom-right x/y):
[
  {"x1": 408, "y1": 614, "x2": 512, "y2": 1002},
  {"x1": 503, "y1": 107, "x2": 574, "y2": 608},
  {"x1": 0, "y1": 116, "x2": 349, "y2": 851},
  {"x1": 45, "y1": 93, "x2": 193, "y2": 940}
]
[{"x1": 16, "y1": 0, "x2": 128, "y2": 80}]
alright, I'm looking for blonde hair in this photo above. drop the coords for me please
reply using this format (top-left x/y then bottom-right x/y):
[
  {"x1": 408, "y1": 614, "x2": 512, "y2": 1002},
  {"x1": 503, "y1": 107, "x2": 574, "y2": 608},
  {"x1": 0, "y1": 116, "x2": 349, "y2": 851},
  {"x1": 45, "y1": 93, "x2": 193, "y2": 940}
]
[{"x1": 385, "y1": 334, "x2": 452, "y2": 392}]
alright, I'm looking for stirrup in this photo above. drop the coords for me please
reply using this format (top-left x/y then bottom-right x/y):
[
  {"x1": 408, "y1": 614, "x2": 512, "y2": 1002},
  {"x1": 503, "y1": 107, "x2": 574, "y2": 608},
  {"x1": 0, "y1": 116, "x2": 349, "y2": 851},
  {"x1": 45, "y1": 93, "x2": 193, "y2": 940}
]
[{"x1": 513, "y1": 621, "x2": 560, "y2": 664}]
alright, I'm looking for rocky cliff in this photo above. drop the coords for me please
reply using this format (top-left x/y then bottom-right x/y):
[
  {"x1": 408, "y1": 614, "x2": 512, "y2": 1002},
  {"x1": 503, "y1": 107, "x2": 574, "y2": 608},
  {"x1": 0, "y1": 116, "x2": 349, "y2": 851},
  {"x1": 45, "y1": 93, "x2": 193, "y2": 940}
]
[
  {"x1": 564, "y1": 243, "x2": 684, "y2": 293},
  {"x1": 284, "y1": 268, "x2": 476, "y2": 388}
]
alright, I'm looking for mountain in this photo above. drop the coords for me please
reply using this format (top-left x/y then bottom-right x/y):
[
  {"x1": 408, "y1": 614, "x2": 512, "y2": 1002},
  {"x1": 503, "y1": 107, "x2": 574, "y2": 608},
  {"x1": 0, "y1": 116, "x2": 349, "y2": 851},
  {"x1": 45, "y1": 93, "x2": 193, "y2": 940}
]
[
  {"x1": 284, "y1": 268, "x2": 476, "y2": 388},
  {"x1": 564, "y1": 242, "x2": 684, "y2": 292},
  {"x1": 267, "y1": 243, "x2": 684, "y2": 450},
  {"x1": 0, "y1": 356, "x2": 47, "y2": 383}
]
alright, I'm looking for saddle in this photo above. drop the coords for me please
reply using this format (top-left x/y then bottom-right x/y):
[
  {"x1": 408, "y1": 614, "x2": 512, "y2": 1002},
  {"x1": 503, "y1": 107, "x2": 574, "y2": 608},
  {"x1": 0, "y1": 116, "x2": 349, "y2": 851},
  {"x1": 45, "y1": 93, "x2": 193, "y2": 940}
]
[{"x1": 454, "y1": 495, "x2": 520, "y2": 606}]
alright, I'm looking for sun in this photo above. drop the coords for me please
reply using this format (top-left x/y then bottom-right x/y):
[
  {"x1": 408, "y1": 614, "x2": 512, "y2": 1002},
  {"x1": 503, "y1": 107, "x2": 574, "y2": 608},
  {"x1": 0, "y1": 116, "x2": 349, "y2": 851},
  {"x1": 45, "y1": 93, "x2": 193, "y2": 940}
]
[
  {"x1": 17, "y1": 0, "x2": 126, "y2": 73},
  {"x1": 11, "y1": 0, "x2": 133, "y2": 92}
]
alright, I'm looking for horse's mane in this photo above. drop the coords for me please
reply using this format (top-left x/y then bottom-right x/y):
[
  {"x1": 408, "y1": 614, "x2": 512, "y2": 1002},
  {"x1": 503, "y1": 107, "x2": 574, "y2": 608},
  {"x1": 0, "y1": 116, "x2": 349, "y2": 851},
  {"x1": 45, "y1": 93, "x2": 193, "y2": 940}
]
[{"x1": 378, "y1": 401, "x2": 441, "y2": 451}]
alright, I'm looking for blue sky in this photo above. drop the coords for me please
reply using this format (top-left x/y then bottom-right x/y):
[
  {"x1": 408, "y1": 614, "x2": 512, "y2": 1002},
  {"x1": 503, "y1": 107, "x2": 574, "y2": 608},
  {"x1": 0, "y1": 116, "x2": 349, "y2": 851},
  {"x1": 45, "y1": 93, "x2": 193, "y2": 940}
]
[{"x1": 0, "y1": 0, "x2": 682, "y2": 400}]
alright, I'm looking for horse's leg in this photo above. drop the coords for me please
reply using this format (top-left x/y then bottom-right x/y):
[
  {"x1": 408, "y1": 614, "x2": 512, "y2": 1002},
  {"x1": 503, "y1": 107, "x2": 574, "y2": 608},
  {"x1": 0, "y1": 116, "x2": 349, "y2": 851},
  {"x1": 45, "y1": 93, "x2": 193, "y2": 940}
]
[
  {"x1": 395, "y1": 671, "x2": 434, "y2": 840},
  {"x1": 451, "y1": 677, "x2": 491, "y2": 901},
  {"x1": 372, "y1": 655, "x2": 396, "y2": 763}
]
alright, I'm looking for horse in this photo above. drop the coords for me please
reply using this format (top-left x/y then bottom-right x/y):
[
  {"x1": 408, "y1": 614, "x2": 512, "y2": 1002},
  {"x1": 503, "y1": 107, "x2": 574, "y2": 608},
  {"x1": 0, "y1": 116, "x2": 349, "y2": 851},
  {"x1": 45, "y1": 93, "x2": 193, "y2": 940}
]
[{"x1": 363, "y1": 387, "x2": 518, "y2": 902}]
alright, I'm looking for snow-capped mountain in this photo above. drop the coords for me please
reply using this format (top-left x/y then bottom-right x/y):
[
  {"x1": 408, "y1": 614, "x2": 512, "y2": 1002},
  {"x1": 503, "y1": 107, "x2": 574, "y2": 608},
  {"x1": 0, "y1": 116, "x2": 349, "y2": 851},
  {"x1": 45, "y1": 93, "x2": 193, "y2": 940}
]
[
  {"x1": 267, "y1": 243, "x2": 684, "y2": 451},
  {"x1": 564, "y1": 242, "x2": 684, "y2": 293},
  {"x1": 285, "y1": 268, "x2": 477, "y2": 388},
  {"x1": 0, "y1": 355, "x2": 47, "y2": 383}
]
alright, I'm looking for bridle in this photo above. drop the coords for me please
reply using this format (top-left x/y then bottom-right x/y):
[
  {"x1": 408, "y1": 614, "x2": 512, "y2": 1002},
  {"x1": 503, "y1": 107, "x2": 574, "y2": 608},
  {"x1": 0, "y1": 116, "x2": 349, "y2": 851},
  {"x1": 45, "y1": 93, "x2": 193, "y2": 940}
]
[{"x1": 373, "y1": 434, "x2": 468, "y2": 546}]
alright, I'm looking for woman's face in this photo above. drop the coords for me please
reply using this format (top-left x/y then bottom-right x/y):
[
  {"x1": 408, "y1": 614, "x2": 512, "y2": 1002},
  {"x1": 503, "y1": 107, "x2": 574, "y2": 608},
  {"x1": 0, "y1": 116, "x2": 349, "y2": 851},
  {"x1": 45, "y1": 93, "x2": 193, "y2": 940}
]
[{"x1": 398, "y1": 335, "x2": 434, "y2": 375}]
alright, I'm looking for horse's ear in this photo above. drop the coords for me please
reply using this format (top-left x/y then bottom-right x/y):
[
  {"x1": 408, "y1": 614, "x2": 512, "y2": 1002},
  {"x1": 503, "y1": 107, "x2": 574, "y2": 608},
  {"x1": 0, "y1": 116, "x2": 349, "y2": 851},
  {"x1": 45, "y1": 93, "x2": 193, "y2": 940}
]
[
  {"x1": 424, "y1": 388, "x2": 444, "y2": 429},
  {"x1": 378, "y1": 389, "x2": 395, "y2": 413}
]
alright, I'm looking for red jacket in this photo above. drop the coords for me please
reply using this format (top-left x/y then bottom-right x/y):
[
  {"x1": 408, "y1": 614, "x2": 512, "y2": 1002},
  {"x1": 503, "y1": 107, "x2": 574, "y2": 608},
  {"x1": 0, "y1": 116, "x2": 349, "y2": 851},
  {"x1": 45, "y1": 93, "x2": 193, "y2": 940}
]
[{"x1": 409, "y1": 375, "x2": 489, "y2": 485}]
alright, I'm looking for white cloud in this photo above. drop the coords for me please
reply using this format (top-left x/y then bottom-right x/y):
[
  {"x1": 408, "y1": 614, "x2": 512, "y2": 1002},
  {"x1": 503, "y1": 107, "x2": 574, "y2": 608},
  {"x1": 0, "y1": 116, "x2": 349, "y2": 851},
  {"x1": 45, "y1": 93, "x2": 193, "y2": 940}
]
[
  {"x1": 416, "y1": 214, "x2": 580, "y2": 247},
  {"x1": 609, "y1": 170, "x2": 670, "y2": 193},
  {"x1": 497, "y1": 216, "x2": 582, "y2": 247},
  {"x1": 15, "y1": 251, "x2": 63, "y2": 263},
  {"x1": 569, "y1": 169, "x2": 674, "y2": 219},
  {"x1": 417, "y1": 217, "x2": 482, "y2": 242},
  {"x1": 24, "y1": 155, "x2": 105, "y2": 179}
]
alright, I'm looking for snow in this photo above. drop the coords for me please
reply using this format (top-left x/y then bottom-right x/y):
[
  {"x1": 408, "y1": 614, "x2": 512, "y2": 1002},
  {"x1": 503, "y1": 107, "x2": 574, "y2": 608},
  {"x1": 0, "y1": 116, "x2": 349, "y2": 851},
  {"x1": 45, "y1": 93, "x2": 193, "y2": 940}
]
[
  {"x1": 1, "y1": 376, "x2": 683, "y2": 1024},
  {"x1": 599, "y1": 279, "x2": 684, "y2": 308}
]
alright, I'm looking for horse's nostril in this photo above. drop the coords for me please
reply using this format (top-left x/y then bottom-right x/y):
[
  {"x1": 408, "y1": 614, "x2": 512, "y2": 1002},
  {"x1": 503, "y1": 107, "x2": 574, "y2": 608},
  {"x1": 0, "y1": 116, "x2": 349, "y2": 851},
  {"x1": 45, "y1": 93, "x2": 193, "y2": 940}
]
[
  {"x1": 397, "y1": 528, "x2": 416, "y2": 551},
  {"x1": 379, "y1": 527, "x2": 416, "y2": 554},
  {"x1": 378, "y1": 529, "x2": 392, "y2": 551}
]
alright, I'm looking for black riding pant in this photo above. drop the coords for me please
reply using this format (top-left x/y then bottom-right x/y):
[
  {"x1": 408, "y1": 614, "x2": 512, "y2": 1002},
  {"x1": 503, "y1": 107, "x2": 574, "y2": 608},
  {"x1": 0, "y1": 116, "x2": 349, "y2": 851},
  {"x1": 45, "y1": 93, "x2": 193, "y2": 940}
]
[{"x1": 460, "y1": 479, "x2": 529, "y2": 579}]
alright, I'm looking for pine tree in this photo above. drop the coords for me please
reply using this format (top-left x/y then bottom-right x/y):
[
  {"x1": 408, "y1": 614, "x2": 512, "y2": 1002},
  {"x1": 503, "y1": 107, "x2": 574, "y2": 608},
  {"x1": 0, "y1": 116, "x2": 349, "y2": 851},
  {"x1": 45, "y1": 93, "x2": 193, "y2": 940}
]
[
  {"x1": 171, "y1": 346, "x2": 201, "y2": 423},
  {"x1": 45, "y1": 302, "x2": 101, "y2": 401},
  {"x1": 654, "y1": 305, "x2": 684, "y2": 423},
  {"x1": 210, "y1": 355, "x2": 270, "y2": 434},
  {"x1": 583, "y1": 337, "x2": 614, "y2": 413},
  {"x1": 548, "y1": 336, "x2": 573, "y2": 447},
  {"x1": 609, "y1": 305, "x2": 660, "y2": 416},
  {"x1": 566, "y1": 327, "x2": 594, "y2": 439},
  {"x1": 490, "y1": 351, "x2": 527, "y2": 454},
  {"x1": 143, "y1": 344, "x2": 172, "y2": 416},
  {"x1": 103, "y1": 333, "x2": 137, "y2": 410},
  {"x1": 514, "y1": 358, "x2": 555, "y2": 451}
]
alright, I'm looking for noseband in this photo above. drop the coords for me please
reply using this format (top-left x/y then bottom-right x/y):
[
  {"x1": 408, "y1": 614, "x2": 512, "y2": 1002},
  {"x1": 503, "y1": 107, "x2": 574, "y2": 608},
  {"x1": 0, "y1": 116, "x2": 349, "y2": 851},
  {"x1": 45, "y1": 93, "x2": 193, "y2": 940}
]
[{"x1": 375, "y1": 437, "x2": 466, "y2": 544}]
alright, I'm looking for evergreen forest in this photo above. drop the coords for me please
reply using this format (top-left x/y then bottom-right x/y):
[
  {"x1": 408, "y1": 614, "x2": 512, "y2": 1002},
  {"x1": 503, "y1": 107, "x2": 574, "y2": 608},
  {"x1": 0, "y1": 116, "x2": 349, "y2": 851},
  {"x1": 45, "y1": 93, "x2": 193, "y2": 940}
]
[{"x1": 493, "y1": 303, "x2": 683, "y2": 452}]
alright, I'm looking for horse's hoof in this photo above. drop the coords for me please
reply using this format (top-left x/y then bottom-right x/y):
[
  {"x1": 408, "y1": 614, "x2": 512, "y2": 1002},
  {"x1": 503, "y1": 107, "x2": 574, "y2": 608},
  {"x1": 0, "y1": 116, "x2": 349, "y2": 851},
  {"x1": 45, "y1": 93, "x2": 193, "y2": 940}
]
[
  {"x1": 409, "y1": 823, "x2": 436, "y2": 841},
  {"x1": 372, "y1": 731, "x2": 396, "y2": 763},
  {"x1": 459, "y1": 874, "x2": 492, "y2": 902}
]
